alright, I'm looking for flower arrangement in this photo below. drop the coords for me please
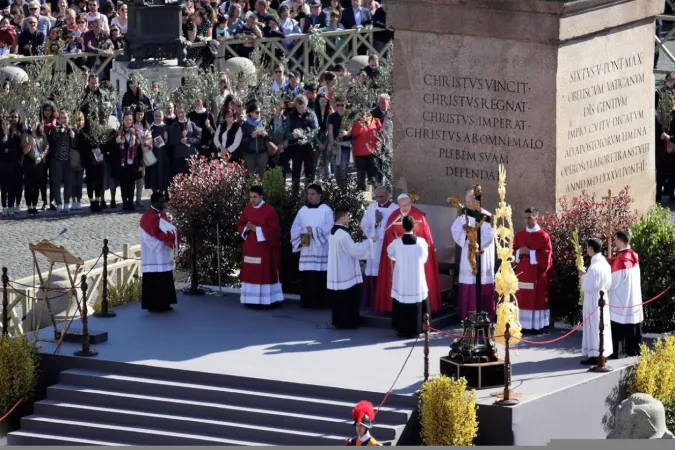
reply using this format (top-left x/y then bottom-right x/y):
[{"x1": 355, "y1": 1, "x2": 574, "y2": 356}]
[
  {"x1": 537, "y1": 187, "x2": 636, "y2": 325},
  {"x1": 629, "y1": 335, "x2": 675, "y2": 430},
  {"x1": 419, "y1": 375, "x2": 478, "y2": 446},
  {"x1": 168, "y1": 156, "x2": 252, "y2": 285}
]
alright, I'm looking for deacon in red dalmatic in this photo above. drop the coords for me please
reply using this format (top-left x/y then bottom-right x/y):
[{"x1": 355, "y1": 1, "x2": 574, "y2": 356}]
[
  {"x1": 373, "y1": 193, "x2": 441, "y2": 314},
  {"x1": 236, "y1": 185, "x2": 284, "y2": 308},
  {"x1": 140, "y1": 192, "x2": 179, "y2": 313},
  {"x1": 513, "y1": 207, "x2": 553, "y2": 333}
]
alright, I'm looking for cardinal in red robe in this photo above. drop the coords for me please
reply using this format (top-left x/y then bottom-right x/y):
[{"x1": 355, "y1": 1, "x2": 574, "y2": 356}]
[
  {"x1": 513, "y1": 208, "x2": 552, "y2": 332},
  {"x1": 373, "y1": 193, "x2": 442, "y2": 314},
  {"x1": 236, "y1": 185, "x2": 284, "y2": 308},
  {"x1": 140, "y1": 192, "x2": 179, "y2": 313}
]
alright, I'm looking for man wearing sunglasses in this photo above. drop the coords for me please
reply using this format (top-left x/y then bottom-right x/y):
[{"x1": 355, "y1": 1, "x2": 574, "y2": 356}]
[{"x1": 22, "y1": 0, "x2": 50, "y2": 35}]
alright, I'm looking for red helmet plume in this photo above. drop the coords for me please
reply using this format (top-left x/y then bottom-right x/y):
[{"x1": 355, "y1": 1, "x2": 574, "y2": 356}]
[{"x1": 352, "y1": 400, "x2": 375, "y2": 428}]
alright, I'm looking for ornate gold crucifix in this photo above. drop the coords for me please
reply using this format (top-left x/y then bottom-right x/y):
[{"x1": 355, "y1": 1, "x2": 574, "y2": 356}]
[{"x1": 448, "y1": 184, "x2": 486, "y2": 275}]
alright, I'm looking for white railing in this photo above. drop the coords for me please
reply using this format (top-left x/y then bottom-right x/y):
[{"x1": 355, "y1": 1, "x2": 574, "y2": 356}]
[{"x1": 2, "y1": 244, "x2": 141, "y2": 338}]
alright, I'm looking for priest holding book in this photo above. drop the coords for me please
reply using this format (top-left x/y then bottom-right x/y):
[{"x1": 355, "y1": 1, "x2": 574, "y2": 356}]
[
  {"x1": 236, "y1": 185, "x2": 284, "y2": 308},
  {"x1": 608, "y1": 230, "x2": 644, "y2": 358},
  {"x1": 373, "y1": 193, "x2": 441, "y2": 314},
  {"x1": 327, "y1": 210, "x2": 377, "y2": 328},
  {"x1": 140, "y1": 193, "x2": 179, "y2": 313}
]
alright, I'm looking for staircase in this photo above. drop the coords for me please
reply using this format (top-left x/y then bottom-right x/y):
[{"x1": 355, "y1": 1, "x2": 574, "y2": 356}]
[{"x1": 7, "y1": 367, "x2": 416, "y2": 446}]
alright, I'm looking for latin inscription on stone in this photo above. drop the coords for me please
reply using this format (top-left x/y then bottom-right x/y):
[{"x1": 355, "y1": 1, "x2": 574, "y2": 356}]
[
  {"x1": 407, "y1": 74, "x2": 545, "y2": 183},
  {"x1": 559, "y1": 52, "x2": 650, "y2": 194}
]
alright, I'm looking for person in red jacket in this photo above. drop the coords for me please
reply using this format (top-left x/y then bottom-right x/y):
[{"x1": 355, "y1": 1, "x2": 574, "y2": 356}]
[{"x1": 350, "y1": 112, "x2": 382, "y2": 190}]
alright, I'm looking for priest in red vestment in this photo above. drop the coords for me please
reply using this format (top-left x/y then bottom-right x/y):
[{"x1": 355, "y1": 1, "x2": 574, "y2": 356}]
[
  {"x1": 513, "y1": 207, "x2": 552, "y2": 333},
  {"x1": 373, "y1": 193, "x2": 442, "y2": 314},
  {"x1": 140, "y1": 192, "x2": 179, "y2": 313},
  {"x1": 236, "y1": 185, "x2": 284, "y2": 308}
]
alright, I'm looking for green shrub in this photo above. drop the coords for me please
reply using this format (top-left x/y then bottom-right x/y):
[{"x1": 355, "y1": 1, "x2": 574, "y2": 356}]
[
  {"x1": 419, "y1": 375, "x2": 478, "y2": 446},
  {"x1": 92, "y1": 277, "x2": 142, "y2": 312},
  {"x1": 0, "y1": 336, "x2": 39, "y2": 417},
  {"x1": 630, "y1": 205, "x2": 675, "y2": 333}
]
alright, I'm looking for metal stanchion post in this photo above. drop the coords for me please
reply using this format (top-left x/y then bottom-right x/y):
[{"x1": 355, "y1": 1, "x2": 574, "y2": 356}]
[
  {"x1": 495, "y1": 323, "x2": 519, "y2": 405},
  {"x1": 423, "y1": 313, "x2": 430, "y2": 382},
  {"x1": 94, "y1": 239, "x2": 116, "y2": 318},
  {"x1": 74, "y1": 275, "x2": 98, "y2": 357},
  {"x1": 2, "y1": 267, "x2": 9, "y2": 335},
  {"x1": 590, "y1": 291, "x2": 612, "y2": 373},
  {"x1": 217, "y1": 224, "x2": 222, "y2": 294}
]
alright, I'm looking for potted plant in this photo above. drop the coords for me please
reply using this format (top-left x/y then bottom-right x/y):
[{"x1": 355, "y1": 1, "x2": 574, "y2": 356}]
[
  {"x1": 419, "y1": 375, "x2": 478, "y2": 446},
  {"x1": 0, "y1": 336, "x2": 40, "y2": 437}
]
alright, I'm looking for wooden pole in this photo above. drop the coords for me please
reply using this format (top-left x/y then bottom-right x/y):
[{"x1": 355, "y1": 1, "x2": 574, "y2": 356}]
[
  {"x1": 590, "y1": 291, "x2": 612, "y2": 373},
  {"x1": 74, "y1": 275, "x2": 98, "y2": 357},
  {"x1": 602, "y1": 190, "x2": 618, "y2": 256},
  {"x1": 423, "y1": 313, "x2": 430, "y2": 382}
]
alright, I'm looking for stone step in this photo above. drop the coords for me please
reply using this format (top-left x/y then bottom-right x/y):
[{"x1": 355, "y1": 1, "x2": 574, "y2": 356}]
[
  {"x1": 19, "y1": 416, "x2": 275, "y2": 446},
  {"x1": 43, "y1": 387, "x2": 400, "y2": 441},
  {"x1": 33, "y1": 400, "x2": 351, "y2": 446},
  {"x1": 7, "y1": 431, "x2": 130, "y2": 446},
  {"x1": 55, "y1": 369, "x2": 412, "y2": 424}
]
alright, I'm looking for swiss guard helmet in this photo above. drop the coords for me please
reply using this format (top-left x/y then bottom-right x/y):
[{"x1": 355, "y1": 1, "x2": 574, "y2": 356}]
[{"x1": 352, "y1": 400, "x2": 375, "y2": 429}]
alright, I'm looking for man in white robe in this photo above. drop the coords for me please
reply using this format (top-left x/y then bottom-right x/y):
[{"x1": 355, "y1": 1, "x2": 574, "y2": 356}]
[
  {"x1": 290, "y1": 184, "x2": 334, "y2": 309},
  {"x1": 450, "y1": 189, "x2": 496, "y2": 321},
  {"x1": 140, "y1": 193, "x2": 179, "y2": 313},
  {"x1": 360, "y1": 185, "x2": 398, "y2": 308},
  {"x1": 388, "y1": 215, "x2": 429, "y2": 338},
  {"x1": 580, "y1": 237, "x2": 614, "y2": 365},
  {"x1": 328, "y1": 210, "x2": 378, "y2": 328},
  {"x1": 608, "y1": 230, "x2": 644, "y2": 359}
]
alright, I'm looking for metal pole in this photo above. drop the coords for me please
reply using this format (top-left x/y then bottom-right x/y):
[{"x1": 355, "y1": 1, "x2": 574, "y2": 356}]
[
  {"x1": 423, "y1": 313, "x2": 430, "y2": 382},
  {"x1": 74, "y1": 275, "x2": 98, "y2": 357},
  {"x1": 2, "y1": 267, "x2": 9, "y2": 335},
  {"x1": 94, "y1": 239, "x2": 116, "y2": 318},
  {"x1": 495, "y1": 323, "x2": 518, "y2": 405},
  {"x1": 590, "y1": 291, "x2": 612, "y2": 373},
  {"x1": 185, "y1": 222, "x2": 204, "y2": 296},
  {"x1": 217, "y1": 224, "x2": 222, "y2": 294}
]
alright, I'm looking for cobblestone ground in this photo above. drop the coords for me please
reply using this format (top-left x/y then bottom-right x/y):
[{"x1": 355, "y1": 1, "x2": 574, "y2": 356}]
[{"x1": 0, "y1": 188, "x2": 150, "y2": 280}]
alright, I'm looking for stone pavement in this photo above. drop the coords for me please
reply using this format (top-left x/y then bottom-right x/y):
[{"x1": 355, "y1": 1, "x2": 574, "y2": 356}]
[{"x1": 0, "y1": 189, "x2": 149, "y2": 280}]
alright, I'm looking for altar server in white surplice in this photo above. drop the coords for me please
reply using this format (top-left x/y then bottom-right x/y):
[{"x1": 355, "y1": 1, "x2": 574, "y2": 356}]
[
  {"x1": 328, "y1": 210, "x2": 378, "y2": 329},
  {"x1": 360, "y1": 185, "x2": 398, "y2": 308},
  {"x1": 608, "y1": 230, "x2": 644, "y2": 359},
  {"x1": 290, "y1": 184, "x2": 334, "y2": 309},
  {"x1": 580, "y1": 237, "x2": 613, "y2": 365},
  {"x1": 387, "y1": 215, "x2": 430, "y2": 338}
]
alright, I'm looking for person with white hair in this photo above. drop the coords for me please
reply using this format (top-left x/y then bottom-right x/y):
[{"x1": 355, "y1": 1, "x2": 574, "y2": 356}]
[{"x1": 373, "y1": 193, "x2": 442, "y2": 317}]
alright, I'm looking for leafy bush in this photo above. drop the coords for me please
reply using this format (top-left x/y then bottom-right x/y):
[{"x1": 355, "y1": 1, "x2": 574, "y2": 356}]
[
  {"x1": 630, "y1": 205, "x2": 675, "y2": 333},
  {"x1": 0, "y1": 336, "x2": 39, "y2": 418},
  {"x1": 419, "y1": 375, "x2": 478, "y2": 446},
  {"x1": 168, "y1": 156, "x2": 252, "y2": 285},
  {"x1": 538, "y1": 187, "x2": 637, "y2": 325},
  {"x1": 629, "y1": 335, "x2": 675, "y2": 430},
  {"x1": 92, "y1": 277, "x2": 142, "y2": 313}
]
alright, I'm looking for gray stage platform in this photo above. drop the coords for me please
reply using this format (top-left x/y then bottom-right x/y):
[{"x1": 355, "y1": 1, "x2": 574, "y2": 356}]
[{"x1": 32, "y1": 293, "x2": 637, "y2": 445}]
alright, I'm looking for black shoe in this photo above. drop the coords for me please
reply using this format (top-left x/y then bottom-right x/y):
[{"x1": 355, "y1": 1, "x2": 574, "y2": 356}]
[
  {"x1": 110, "y1": 200, "x2": 117, "y2": 209},
  {"x1": 49, "y1": 203, "x2": 57, "y2": 211},
  {"x1": 90, "y1": 200, "x2": 101, "y2": 213},
  {"x1": 41, "y1": 202, "x2": 47, "y2": 211},
  {"x1": 164, "y1": 306, "x2": 174, "y2": 312},
  {"x1": 100, "y1": 201, "x2": 108, "y2": 209},
  {"x1": 580, "y1": 357, "x2": 598, "y2": 365}
]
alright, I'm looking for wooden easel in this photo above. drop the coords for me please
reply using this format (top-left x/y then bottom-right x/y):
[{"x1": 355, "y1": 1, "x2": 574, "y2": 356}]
[{"x1": 29, "y1": 240, "x2": 85, "y2": 345}]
